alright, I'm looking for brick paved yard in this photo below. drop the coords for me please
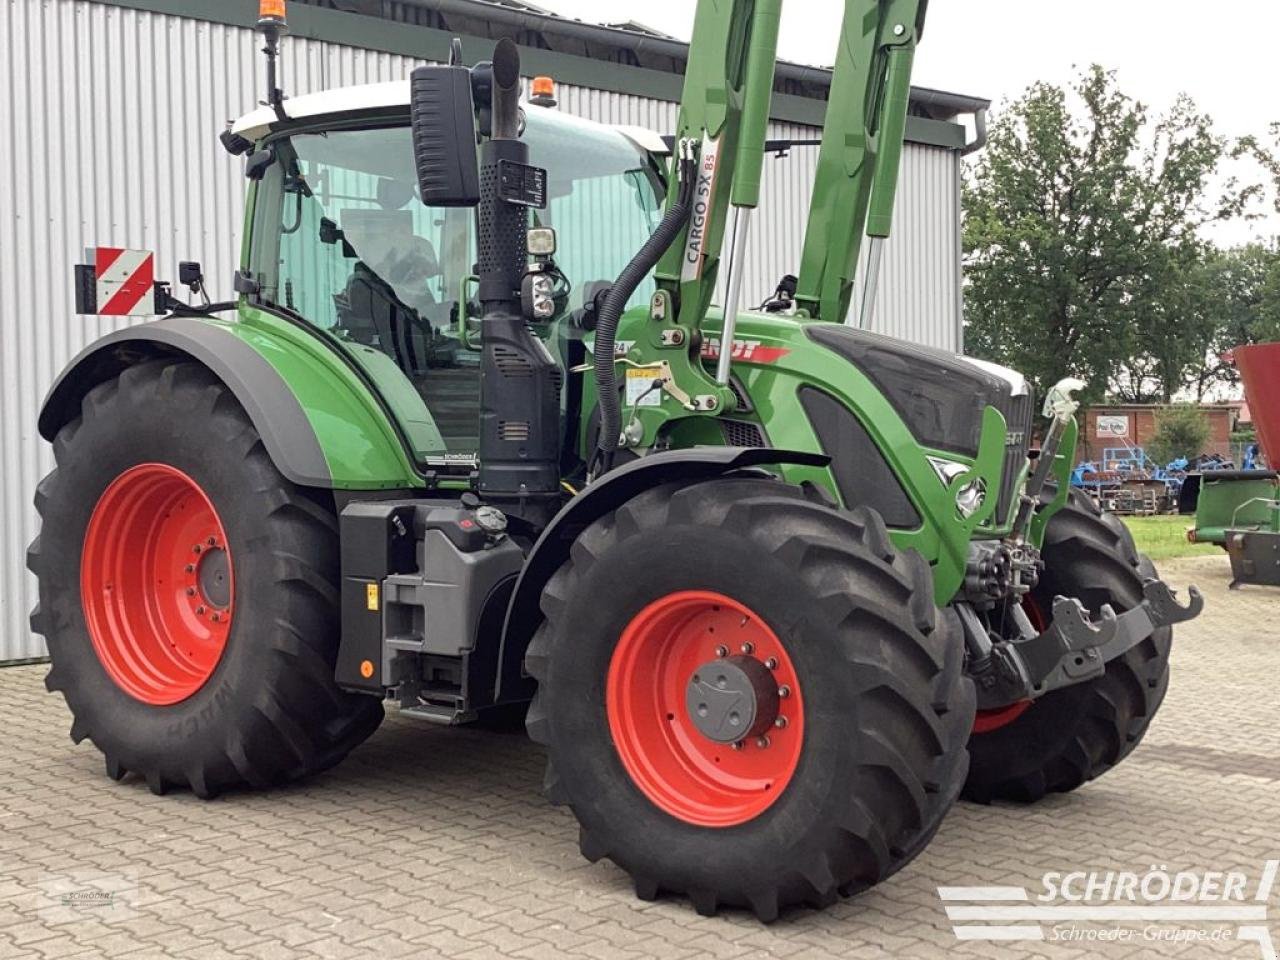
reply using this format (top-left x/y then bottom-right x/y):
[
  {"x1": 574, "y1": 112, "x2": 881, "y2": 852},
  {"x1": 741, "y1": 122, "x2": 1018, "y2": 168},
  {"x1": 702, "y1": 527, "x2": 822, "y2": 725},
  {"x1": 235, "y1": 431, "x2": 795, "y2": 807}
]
[{"x1": 1, "y1": 554, "x2": 1277, "y2": 960}]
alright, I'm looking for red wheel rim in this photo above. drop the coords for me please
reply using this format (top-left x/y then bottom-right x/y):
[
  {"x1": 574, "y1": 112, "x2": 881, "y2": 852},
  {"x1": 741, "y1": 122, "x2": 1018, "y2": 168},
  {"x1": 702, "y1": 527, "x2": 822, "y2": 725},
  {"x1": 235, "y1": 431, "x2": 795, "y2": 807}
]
[
  {"x1": 81, "y1": 463, "x2": 234, "y2": 705},
  {"x1": 971, "y1": 596, "x2": 1043, "y2": 734},
  {"x1": 606, "y1": 591, "x2": 804, "y2": 827}
]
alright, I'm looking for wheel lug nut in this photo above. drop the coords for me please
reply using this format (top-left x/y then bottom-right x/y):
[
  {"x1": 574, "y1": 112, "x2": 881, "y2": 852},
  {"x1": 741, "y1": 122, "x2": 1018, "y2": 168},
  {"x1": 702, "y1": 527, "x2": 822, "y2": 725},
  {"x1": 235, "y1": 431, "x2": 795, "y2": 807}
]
[
  {"x1": 192, "y1": 544, "x2": 202, "y2": 554},
  {"x1": 185, "y1": 564, "x2": 196, "y2": 573},
  {"x1": 740, "y1": 641, "x2": 754, "y2": 655},
  {"x1": 185, "y1": 587, "x2": 196, "y2": 597},
  {"x1": 778, "y1": 685, "x2": 791, "y2": 699},
  {"x1": 207, "y1": 536, "x2": 216, "y2": 546},
  {"x1": 764, "y1": 657, "x2": 778, "y2": 670},
  {"x1": 774, "y1": 716, "x2": 787, "y2": 729},
  {"x1": 714, "y1": 645, "x2": 728, "y2": 658},
  {"x1": 211, "y1": 613, "x2": 221, "y2": 623},
  {"x1": 756, "y1": 736, "x2": 770, "y2": 749},
  {"x1": 731, "y1": 740, "x2": 744, "y2": 751},
  {"x1": 196, "y1": 605, "x2": 206, "y2": 615}
]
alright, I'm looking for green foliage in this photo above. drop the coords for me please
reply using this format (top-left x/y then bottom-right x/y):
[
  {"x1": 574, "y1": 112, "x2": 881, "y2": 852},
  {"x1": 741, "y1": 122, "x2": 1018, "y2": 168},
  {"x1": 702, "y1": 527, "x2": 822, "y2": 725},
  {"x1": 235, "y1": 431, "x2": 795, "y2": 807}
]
[
  {"x1": 963, "y1": 66, "x2": 1267, "y2": 402},
  {"x1": 1121, "y1": 515, "x2": 1219, "y2": 562},
  {"x1": 1147, "y1": 405, "x2": 1210, "y2": 465}
]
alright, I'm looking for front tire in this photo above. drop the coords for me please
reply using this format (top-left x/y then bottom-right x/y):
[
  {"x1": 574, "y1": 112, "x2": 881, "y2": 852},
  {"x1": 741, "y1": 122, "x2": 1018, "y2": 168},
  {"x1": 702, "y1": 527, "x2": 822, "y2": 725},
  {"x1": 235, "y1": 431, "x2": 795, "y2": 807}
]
[
  {"x1": 963, "y1": 491, "x2": 1172, "y2": 803},
  {"x1": 28, "y1": 360, "x2": 383, "y2": 797},
  {"x1": 525, "y1": 477, "x2": 974, "y2": 920}
]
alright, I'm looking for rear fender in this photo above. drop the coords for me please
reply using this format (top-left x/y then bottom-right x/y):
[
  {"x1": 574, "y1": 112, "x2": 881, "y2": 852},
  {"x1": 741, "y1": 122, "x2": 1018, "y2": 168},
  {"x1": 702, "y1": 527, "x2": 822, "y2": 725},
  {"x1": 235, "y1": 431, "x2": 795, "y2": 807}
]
[
  {"x1": 38, "y1": 314, "x2": 424, "y2": 490},
  {"x1": 494, "y1": 447, "x2": 829, "y2": 702}
]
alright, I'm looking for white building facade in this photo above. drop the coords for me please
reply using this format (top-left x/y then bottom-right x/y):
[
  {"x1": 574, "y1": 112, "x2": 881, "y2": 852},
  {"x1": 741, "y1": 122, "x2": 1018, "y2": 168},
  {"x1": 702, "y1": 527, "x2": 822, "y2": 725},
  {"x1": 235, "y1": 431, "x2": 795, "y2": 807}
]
[{"x1": 0, "y1": 0, "x2": 987, "y2": 661}]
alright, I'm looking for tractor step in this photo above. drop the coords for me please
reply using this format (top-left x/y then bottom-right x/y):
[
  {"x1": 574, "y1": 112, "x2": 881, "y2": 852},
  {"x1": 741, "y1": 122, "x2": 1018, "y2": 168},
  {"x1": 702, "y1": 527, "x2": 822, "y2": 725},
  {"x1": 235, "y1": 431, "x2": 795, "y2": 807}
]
[{"x1": 398, "y1": 700, "x2": 476, "y2": 725}]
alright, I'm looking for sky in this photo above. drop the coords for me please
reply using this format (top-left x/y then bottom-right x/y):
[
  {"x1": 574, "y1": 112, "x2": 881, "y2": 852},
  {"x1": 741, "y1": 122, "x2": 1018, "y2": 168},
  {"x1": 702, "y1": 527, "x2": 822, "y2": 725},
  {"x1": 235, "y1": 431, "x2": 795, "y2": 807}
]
[{"x1": 532, "y1": 0, "x2": 1280, "y2": 245}]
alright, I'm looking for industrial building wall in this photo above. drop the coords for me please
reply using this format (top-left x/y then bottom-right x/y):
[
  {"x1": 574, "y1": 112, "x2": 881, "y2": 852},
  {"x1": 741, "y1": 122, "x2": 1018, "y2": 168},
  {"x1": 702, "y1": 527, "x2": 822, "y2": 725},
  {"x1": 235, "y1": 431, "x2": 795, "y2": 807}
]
[{"x1": 0, "y1": 0, "x2": 962, "y2": 661}]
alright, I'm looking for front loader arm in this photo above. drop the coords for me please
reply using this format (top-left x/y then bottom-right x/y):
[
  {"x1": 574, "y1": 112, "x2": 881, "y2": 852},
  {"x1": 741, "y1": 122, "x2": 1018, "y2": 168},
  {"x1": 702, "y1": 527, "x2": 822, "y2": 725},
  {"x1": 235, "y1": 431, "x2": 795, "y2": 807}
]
[
  {"x1": 603, "y1": 0, "x2": 781, "y2": 437},
  {"x1": 652, "y1": 0, "x2": 780, "y2": 327},
  {"x1": 794, "y1": 0, "x2": 925, "y2": 324}
]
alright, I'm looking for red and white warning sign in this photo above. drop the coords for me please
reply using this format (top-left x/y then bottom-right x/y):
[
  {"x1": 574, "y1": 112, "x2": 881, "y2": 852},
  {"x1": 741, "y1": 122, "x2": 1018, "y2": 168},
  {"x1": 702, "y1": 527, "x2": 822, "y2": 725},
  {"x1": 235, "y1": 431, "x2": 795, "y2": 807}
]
[{"x1": 74, "y1": 247, "x2": 158, "y2": 316}]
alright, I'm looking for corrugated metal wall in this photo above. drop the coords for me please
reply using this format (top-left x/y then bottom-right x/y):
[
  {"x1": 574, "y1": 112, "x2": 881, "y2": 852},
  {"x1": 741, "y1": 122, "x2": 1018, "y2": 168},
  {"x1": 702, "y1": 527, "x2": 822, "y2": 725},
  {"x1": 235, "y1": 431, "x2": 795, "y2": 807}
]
[{"x1": 0, "y1": 0, "x2": 961, "y2": 662}]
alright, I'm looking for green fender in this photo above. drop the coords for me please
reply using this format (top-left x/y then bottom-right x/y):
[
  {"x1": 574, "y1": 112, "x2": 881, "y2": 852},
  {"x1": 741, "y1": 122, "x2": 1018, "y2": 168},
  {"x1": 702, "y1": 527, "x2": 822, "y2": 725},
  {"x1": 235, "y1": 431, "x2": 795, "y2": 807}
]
[{"x1": 38, "y1": 306, "x2": 427, "y2": 491}]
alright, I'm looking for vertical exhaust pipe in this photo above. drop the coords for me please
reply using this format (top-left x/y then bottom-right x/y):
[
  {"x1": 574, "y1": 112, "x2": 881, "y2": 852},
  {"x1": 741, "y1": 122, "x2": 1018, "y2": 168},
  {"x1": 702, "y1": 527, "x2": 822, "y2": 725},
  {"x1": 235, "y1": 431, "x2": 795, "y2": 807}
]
[{"x1": 476, "y1": 39, "x2": 561, "y2": 518}]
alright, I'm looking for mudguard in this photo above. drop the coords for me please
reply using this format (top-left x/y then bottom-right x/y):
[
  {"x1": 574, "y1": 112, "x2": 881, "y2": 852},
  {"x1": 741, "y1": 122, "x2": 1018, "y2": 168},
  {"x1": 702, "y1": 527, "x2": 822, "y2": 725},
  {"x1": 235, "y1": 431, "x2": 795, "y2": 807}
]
[
  {"x1": 493, "y1": 446, "x2": 830, "y2": 702},
  {"x1": 38, "y1": 315, "x2": 423, "y2": 490}
]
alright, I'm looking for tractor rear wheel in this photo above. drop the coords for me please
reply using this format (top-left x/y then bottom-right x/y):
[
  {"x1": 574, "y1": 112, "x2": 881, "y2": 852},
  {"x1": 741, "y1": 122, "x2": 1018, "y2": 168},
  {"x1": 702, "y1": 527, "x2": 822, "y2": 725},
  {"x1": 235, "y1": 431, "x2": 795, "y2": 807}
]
[
  {"x1": 963, "y1": 490, "x2": 1172, "y2": 803},
  {"x1": 525, "y1": 477, "x2": 974, "y2": 920},
  {"x1": 28, "y1": 360, "x2": 383, "y2": 797}
]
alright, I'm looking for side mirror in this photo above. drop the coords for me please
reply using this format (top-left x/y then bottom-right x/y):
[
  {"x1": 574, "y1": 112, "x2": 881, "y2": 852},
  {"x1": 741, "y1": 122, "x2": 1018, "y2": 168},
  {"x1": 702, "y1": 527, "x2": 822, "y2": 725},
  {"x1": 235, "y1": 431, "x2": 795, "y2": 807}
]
[{"x1": 410, "y1": 64, "x2": 480, "y2": 207}]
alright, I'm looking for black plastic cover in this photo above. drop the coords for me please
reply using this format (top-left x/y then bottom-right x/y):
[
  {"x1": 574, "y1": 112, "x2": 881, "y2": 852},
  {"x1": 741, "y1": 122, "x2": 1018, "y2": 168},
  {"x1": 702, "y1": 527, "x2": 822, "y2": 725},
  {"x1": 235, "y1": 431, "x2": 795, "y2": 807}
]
[
  {"x1": 799, "y1": 386, "x2": 922, "y2": 528},
  {"x1": 410, "y1": 64, "x2": 481, "y2": 208},
  {"x1": 807, "y1": 325, "x2": 1009, "y2": 457}
]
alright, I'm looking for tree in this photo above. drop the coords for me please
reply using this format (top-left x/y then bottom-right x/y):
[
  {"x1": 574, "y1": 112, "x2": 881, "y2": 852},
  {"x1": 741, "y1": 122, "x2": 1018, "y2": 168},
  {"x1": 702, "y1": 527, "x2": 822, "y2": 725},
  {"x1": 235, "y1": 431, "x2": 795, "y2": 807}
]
[
  {"x1": 1146, "y1": 405, "x2": 1210, "y2": 466},
  {"x1": 1117, "y1": 243, "x2": 1280, "y2": 403},
  {"x1": 963, "y1": 66, "x2": 1261, "y2": 402}
]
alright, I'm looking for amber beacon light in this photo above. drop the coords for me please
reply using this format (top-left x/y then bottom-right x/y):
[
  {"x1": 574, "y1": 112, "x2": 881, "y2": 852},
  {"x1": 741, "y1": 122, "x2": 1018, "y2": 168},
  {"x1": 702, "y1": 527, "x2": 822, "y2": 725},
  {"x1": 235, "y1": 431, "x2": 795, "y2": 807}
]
[{"x1": 258, "y1": 0, "x2": 287, "y2": 30}]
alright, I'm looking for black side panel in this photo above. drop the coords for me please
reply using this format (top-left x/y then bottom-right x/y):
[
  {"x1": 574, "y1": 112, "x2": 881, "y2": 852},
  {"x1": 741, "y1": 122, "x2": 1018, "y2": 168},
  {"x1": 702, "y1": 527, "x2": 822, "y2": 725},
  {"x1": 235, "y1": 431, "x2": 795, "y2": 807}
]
[
  {"x1": 799, "y1": 386, "x2": 921, "y2": 529},
  {"x1": 807, "y1": 324, "x2": 1008, "y2": 456},
  {"x1": 37, "y1": 318, "x2": 331, "y2": 487},
  {"x1": 495, "y1": 446, "x2": 830, "y2": 702},
  {"x1": 336, "y1": 501, "x2": 420, "y2": 692}
]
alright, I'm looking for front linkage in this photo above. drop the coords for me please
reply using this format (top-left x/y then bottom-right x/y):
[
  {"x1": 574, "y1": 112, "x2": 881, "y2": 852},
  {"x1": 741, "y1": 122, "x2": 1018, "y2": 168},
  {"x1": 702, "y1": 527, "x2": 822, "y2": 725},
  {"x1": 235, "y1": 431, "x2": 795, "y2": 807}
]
[
  {"x1": 970, "y1": 579, "x2": 1202, "y2": 710},
  {"x1": 961, "y1": 378, "x2": 1204, "y2": 710}
]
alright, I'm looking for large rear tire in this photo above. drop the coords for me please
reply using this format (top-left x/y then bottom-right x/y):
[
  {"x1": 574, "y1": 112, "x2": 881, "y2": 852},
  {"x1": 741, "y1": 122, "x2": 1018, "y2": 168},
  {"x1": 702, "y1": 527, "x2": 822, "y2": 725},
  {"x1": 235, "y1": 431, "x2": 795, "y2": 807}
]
[
  {"x1": 28, "y1": 360, "x2": 383, "y2": 797},
  {"x1": 963, "y1": 491, "x2": 1172, "y2": 803},
  {"x1": 525, "y1": 477, "x2": 974, "y2": 920}
]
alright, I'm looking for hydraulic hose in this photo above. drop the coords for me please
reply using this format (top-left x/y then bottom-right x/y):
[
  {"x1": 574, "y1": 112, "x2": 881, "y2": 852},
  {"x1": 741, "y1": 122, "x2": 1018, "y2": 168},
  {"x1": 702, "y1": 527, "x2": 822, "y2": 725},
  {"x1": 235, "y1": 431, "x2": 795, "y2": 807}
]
[{"x1": 592, "y1": 146, "x2": 698, "y2": 475}]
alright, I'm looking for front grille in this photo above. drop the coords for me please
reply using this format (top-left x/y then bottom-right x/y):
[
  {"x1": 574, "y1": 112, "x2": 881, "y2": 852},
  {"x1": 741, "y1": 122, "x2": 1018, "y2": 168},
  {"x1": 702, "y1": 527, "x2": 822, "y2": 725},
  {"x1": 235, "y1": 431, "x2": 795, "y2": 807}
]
[{"x1": 995, "y1": 392, "x2": 1034, "y2": 525}]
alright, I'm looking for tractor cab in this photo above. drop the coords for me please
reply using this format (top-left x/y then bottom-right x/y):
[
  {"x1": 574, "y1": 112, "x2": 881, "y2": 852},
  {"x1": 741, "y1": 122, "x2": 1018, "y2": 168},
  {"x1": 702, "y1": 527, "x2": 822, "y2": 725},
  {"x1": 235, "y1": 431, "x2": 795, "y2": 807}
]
[{"x1": 234, "y1": 83, "x2": 667, "y2": 462}]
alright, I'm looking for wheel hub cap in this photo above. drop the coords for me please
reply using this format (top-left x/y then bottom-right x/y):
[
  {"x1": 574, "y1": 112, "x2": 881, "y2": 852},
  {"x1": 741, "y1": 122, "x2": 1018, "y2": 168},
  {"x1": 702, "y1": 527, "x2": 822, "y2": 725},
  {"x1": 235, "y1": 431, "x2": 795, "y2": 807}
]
[
  {"x1": 685, "y1": 655, "x2": 779, "y2": 744},
  {"x1": 197, "y1": 547, "x2": 231, "y2": 609}
]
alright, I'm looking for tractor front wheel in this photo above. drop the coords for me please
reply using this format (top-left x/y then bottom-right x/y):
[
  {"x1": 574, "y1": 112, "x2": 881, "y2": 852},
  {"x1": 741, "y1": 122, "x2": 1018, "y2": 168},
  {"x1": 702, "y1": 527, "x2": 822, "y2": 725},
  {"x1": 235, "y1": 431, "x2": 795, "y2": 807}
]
[
  {"x1": 963, "y1": 491, "x2": 1172, "y2": 803},
  {"x1": 28, "y1": 360, "x2": 383, "y2": 797},
  {"x1": 525, "y1": 478, "x2": 974, "y2": 920}
]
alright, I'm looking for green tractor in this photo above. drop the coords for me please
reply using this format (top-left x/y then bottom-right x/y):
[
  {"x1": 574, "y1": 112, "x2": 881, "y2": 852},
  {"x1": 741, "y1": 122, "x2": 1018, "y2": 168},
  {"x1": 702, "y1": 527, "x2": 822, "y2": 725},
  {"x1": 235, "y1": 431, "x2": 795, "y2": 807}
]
[{"x1": 30, "y1": 0, "x2": 1200, "y2": 919}]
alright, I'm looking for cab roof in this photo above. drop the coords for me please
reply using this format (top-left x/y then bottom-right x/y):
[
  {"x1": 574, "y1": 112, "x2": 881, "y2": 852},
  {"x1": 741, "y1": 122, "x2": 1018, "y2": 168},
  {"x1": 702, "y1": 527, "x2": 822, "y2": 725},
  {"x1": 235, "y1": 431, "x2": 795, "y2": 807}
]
[{"x1": 231, "y1": 79, "x2": 668, "y2": 156}]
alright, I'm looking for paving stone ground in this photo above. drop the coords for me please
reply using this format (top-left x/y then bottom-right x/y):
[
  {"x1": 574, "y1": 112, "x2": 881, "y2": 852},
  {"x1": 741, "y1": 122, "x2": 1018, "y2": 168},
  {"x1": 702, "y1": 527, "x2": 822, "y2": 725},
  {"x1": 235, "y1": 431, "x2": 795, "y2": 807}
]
[{"x1": 1, "y1": 554, "x2": 1276, "y2": 960}]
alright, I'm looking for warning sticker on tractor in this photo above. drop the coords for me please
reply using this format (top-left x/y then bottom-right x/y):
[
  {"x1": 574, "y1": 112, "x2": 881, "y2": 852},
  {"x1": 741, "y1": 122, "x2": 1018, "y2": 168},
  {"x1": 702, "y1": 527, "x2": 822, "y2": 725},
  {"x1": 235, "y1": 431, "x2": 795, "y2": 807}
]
[
  {"x1": 365, "y1": 583, "x2": 379, "y2": 612},
  {"x1": 625, "y1": 368, "x2": 664, "y2": 408}
]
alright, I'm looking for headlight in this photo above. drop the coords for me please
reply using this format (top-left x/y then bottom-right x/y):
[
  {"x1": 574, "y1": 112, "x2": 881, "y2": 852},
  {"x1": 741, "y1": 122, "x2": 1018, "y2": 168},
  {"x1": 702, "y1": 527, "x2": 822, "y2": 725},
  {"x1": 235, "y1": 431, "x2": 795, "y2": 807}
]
[
  {"x1": 927, "y1": 455, "x2": 987, "y2": 520},
  {"x1": 955, "y1": 478, "x2": 988, "y2": 520},
  {"x1": 522, "y1": 272, "x2": 556, "y2": 320},
  {"x1": 926, "y1": 455, "x2": 969, "y2": 486}
]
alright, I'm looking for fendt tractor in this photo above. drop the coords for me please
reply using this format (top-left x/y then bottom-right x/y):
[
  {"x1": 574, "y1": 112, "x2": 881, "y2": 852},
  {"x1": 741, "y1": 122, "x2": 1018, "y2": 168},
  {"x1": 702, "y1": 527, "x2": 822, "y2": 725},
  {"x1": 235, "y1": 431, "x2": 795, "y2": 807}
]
[{"x1": 30, "y1": 0, "x2": 1202, "y2": 919}]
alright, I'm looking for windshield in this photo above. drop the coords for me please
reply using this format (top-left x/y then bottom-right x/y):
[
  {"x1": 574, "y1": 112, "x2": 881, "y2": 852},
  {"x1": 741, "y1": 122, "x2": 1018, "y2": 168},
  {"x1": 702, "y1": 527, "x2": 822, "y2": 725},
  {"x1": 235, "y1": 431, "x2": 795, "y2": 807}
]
[{"x1": 247, "y1": 109, "x2": 664, "y2": 461}]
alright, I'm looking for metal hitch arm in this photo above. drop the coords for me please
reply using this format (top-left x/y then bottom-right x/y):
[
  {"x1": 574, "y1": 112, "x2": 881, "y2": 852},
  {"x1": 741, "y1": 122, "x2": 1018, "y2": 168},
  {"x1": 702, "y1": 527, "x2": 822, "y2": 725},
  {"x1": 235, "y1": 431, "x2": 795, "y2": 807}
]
[{"x1": 975, "y1": 579, "x2": 1203, "y2": 710}]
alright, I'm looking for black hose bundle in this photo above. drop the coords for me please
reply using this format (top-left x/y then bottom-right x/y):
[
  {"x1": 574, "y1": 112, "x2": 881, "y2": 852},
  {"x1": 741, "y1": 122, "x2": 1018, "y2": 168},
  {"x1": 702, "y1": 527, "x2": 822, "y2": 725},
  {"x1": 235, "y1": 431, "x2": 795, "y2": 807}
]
[{"x1": 591, "y1": 144, "x2": 699, "y2": 476}]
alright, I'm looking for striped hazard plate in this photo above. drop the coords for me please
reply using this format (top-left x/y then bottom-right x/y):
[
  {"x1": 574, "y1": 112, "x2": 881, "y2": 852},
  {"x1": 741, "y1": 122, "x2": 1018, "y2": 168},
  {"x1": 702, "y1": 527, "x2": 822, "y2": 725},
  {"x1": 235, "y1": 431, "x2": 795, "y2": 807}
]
[{"x1": 74, "y1": 247, "x2": 160, "y2": 316}]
